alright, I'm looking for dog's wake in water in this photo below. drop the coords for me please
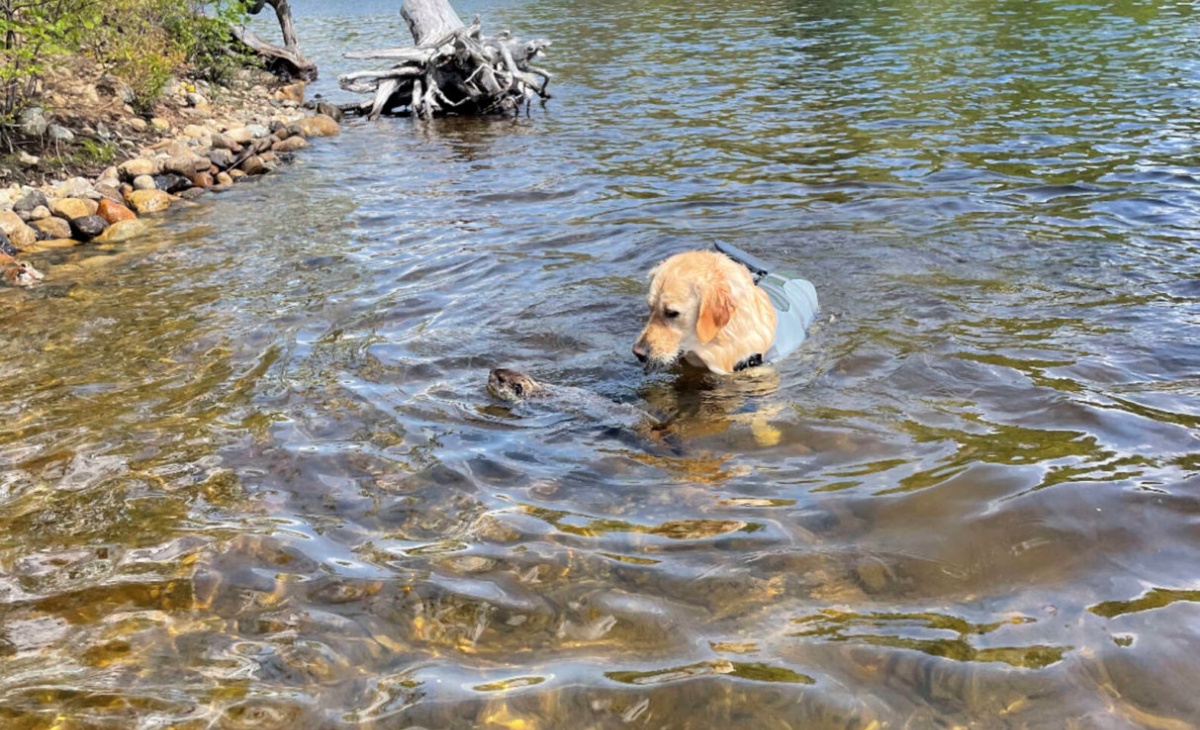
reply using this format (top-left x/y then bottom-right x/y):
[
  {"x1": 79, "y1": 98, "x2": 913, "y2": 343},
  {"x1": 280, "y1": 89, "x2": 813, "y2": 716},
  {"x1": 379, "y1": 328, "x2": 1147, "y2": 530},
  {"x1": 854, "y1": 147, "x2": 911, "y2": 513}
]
[{"x1": 487, "y1": 368, "x2": 658, "y2": 430}]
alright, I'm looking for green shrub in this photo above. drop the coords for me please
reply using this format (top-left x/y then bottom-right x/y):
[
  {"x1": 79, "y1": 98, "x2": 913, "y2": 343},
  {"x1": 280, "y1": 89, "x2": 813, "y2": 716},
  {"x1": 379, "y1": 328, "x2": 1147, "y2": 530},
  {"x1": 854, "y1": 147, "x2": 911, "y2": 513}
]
[
  {"x1": 164, "y1": 2, "x2": 256, "y2": 86},
  {"x1": 0, "y1": 0, "x2": 101, "y2": 126},
  {"x1": 0, "y1": 0, "x2": 253, "y2": 145}
]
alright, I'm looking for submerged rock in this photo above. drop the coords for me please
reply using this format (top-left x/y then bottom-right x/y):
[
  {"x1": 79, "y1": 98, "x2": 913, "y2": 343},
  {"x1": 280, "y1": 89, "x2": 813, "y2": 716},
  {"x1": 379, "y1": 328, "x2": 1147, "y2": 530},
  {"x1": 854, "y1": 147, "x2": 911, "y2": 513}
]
[{"x1": 94, "y1": 218, "x2": 148, "y2": 243}]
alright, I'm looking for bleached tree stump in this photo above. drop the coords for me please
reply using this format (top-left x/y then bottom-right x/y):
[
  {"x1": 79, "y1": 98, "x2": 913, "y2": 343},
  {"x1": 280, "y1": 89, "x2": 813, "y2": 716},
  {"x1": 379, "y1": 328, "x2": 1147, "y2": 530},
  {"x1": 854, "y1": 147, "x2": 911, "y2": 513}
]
[{"x1": 339, "y1": 0, "x2": 552, "y2": 119}]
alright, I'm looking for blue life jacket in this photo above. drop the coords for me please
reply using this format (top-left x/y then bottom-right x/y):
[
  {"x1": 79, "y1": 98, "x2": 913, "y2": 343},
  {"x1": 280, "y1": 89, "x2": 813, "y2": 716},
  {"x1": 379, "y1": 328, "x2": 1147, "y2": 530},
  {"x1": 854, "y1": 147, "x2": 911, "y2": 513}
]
[{"x1": 713, "y1": 242, "x2": 819, "y2": 371}]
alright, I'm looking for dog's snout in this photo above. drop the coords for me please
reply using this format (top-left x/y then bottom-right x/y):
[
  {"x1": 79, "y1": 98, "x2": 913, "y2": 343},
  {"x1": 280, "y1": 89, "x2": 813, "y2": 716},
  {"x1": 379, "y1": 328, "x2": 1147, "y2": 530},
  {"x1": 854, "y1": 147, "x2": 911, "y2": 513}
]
[{"x1": 632, "y1": 342, "x2": 649, "y2": 363}]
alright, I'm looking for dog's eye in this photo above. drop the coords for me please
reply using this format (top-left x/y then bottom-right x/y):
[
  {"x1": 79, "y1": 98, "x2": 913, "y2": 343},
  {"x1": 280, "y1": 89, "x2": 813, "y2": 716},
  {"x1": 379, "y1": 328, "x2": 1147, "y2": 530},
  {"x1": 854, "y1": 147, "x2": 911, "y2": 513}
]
[
  {"x1": 664, "y1": 309, "x2": 680, "y2": 319},
  {"x1": 513, "y1": 383, "x2": 523, "y2": 395}
]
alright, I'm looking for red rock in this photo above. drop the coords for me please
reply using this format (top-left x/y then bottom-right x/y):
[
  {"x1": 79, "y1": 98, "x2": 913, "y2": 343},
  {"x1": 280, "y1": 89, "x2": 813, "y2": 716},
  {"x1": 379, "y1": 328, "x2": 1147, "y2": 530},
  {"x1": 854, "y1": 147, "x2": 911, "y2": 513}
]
[{"x1": 96, "y1": 198, "x2": 136, "y2": 224}]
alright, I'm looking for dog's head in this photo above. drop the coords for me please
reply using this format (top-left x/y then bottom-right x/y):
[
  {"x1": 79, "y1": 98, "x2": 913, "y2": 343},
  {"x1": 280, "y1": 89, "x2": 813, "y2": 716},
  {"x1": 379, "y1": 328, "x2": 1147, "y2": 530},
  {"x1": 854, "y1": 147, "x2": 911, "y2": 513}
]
[{"x1": 632, "y1": 250, "x2": 748, "y2": 373}]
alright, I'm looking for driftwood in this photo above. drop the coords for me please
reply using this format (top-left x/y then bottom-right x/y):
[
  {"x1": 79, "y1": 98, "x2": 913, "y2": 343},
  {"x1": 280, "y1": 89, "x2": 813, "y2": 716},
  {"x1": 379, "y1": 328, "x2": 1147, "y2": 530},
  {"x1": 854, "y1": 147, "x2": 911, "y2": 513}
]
[
  {"x1": 232, "y1": 0, "x2": 318, "y2": 81},
  {"x1": 339, "y1": 0, "x2": 552, "y2": 119}
]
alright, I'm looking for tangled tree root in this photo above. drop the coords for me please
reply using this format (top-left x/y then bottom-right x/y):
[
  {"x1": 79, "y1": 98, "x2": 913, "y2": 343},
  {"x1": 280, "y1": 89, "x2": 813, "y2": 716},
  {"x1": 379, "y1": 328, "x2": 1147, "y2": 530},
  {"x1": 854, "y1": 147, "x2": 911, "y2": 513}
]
[{"x1": 339, "y1": 0, "x2": 551, "y2": 119}]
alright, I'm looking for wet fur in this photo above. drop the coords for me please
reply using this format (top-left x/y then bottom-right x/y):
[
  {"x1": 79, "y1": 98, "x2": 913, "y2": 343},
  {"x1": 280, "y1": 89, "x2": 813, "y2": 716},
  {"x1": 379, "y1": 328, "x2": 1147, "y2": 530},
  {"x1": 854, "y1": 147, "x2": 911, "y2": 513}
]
[
  {"x1": 487, "y1": 368, "x2": 545, "y2": 401},
  {"x1": 633, "y1": 250, "x2": 777, "y2": 375},
  {"x1": 0, "y1": 252, "x2": 43, "y2": 288}
]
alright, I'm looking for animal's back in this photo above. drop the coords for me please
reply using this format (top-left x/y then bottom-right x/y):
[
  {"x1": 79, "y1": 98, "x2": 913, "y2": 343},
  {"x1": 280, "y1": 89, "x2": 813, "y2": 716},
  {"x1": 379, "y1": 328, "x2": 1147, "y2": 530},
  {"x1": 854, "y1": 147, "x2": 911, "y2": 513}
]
[{"x1": 532, "y1": 383, "x2": 656, "y2": 428}]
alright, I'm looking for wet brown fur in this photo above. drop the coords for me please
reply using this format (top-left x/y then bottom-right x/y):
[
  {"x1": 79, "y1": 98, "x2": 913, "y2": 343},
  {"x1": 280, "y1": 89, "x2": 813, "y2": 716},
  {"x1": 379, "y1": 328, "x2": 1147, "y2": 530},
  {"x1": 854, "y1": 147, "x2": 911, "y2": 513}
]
[{"x1": 487, "y1": 368, "x2": 546, "y2": 401}]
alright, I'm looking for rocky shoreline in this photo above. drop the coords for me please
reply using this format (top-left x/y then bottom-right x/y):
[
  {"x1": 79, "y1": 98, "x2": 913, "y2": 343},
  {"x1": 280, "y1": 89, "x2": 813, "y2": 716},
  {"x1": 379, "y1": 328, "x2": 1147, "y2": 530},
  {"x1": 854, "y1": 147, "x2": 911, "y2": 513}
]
[{"x1": 1, "y1": 69, "x2": 343, "y2": 287}]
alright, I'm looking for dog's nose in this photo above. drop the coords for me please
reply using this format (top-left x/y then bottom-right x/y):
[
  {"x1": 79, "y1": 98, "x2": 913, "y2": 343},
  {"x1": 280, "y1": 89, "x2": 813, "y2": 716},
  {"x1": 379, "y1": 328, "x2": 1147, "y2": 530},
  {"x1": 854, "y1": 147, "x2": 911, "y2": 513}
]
[{"x1": 632, "y1": 343, "x2": 648, "y2": 363}]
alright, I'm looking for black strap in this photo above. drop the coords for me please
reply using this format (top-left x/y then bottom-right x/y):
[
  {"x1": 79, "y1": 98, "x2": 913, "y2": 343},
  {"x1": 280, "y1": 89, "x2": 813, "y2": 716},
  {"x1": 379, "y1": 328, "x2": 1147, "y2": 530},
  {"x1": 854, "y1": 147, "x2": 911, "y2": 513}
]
[{"x1": 733, "y1": 353, "x2": 764, "y2": 372}]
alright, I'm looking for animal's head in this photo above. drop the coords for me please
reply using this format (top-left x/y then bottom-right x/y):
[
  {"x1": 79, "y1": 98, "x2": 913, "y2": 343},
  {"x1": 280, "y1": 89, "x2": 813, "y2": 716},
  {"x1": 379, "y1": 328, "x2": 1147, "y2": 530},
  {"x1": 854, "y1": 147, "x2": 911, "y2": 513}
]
[
  {"x1": 632, "y1": 251, "x2": 752, "y2": 372},
  {"x1": 487, "y1": 368, "x2": 543, "y2": 401},
  {"x1": 1, "y1": 260, "x2": 44, "y2": 288}
]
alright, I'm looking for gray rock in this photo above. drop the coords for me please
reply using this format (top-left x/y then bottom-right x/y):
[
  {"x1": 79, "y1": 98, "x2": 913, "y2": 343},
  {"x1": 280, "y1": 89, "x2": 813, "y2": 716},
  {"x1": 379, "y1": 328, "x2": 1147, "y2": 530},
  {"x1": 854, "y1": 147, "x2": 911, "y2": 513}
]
[
  {"x1": 47, "y1": 124, "x2": 75, "y2": 142},
  {"x1": 0, "y1": 230, "x2": 14, "y2": 256},
  {"x1": 152, "y1": 173, "x2": 191, "y2": 194},
  {"x1": 207, "y1": 148, "x2": 235, "y2": 169},
  {"x1": 94, "y1": 182, "x2": 123, "y2": 203},
  {"x1": 13, "y1": 190, "x2": 49, "y2": 213},
  {"x1": 132, "y1": 175, "x2": 157, "y2": 191},
  {"x1": 97, "y1": 74, "x2": 135, "y2": 103},
  {"x1": 185, "y1": 92, "x2": 208, "y2": 107},
  {"x1": 56, "y1": 176, "x2": 92, "y2": 199},
  {"x1": 18, "y1": 107, "x2": 48, "y2": 137},
  {"x1": 164, "y1": 151, "x2": 208, "y2": 176},
  {"x1": 127, "y1": 117, "x2": 148, "y2": 133},
  {"x1": 316, "y1": 101, "x2": 344, "y2": 122},
  {"x1": 247, "y1": 124, "x2": 270, "y2": 139},
  {"x1": 70, "y1": 215, "x2": 108, "y2": 241},
  {"x1": 95, "y1": 121, "x2": 111, "y2": 140},
  {"x1": 16, "y1": 150, "x2": 38, "y2": 167}
]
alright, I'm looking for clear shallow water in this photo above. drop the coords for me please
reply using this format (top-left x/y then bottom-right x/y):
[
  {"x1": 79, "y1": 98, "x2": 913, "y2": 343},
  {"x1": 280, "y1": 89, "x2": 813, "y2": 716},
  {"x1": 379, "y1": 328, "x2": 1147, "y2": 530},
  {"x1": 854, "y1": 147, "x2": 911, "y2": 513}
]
[{"x1": 3, "y1": 0, "x2": 1200, "y2": 727}]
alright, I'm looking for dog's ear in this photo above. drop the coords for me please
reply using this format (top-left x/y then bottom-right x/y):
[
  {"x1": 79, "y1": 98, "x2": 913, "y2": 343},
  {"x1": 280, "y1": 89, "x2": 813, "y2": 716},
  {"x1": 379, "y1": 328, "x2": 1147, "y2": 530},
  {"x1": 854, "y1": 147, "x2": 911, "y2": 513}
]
[{"x1": 696, "y1": 276, "x2": 734, "y2": 343}]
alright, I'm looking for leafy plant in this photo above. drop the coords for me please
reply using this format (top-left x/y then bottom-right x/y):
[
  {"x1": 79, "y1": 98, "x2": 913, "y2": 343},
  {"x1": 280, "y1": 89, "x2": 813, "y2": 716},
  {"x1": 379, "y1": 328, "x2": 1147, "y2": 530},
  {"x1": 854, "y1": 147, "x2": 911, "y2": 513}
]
[
  {"x1": 0, "y1": 0, "x2": 100, "y2": 134},
  {"x1": 164, "y1": 1, "x2": 256, "y2": 85}
]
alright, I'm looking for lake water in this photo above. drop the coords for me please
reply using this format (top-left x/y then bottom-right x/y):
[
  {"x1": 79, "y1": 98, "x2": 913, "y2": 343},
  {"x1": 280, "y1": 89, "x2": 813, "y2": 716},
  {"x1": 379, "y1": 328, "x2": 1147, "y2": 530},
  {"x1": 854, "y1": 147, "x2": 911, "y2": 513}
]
[{"x1": 3, "y1": 0, "x2": 1200, "y2": 727}]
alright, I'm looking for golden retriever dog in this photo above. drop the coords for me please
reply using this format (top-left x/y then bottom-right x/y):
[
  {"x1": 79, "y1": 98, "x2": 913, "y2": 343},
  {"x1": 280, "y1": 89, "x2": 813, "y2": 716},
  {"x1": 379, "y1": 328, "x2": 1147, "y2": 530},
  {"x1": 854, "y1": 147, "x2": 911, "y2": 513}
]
[{"x1": 633, "y1": 250, "x2": 777, "y2": 375}]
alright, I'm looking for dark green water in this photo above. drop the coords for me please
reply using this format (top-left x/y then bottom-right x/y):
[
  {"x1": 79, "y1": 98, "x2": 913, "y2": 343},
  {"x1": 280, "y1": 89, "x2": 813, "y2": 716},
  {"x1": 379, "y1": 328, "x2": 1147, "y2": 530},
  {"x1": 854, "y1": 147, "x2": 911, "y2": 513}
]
[{"x1": 3, "y1": 0, "x2": 1200, "y2": 727}]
